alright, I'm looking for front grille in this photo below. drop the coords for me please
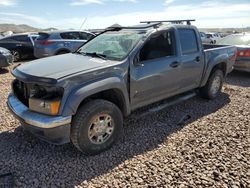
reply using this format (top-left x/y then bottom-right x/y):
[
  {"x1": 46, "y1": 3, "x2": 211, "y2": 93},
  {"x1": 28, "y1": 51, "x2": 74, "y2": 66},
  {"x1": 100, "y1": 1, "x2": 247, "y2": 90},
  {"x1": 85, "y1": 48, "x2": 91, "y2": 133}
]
[{"x1": 12, "y1": 79, "x2": 29, "y2": 107}]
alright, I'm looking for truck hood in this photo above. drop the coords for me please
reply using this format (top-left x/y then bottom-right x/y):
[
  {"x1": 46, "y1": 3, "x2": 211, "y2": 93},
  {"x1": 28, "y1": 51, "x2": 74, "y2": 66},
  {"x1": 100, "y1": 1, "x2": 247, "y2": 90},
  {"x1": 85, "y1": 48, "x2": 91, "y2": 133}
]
[{"x1": 14, "y1": 53, "x2": 113, "y2": 81}]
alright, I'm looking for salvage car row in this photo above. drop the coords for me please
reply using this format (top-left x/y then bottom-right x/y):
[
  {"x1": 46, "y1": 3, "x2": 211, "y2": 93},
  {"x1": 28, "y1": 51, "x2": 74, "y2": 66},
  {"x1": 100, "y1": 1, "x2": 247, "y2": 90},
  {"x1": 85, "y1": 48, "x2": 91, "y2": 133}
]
[
  {"x1": 0, "y1": 30, "x2": 95, "y2": 62},
  {"x1": 0, "y1": 28, "x2": 249, "y2": 73}
]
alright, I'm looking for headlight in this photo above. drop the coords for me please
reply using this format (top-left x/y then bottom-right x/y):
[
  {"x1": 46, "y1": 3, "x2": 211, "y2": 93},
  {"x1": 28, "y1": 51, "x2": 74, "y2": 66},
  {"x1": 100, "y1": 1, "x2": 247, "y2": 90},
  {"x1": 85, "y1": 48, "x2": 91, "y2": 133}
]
[
  {"x1": 28, "y1": 85, "x2": 64, "y2": 115},
  {"x1": 29, "y1": 98, "x2": 61, "y2": 115}
]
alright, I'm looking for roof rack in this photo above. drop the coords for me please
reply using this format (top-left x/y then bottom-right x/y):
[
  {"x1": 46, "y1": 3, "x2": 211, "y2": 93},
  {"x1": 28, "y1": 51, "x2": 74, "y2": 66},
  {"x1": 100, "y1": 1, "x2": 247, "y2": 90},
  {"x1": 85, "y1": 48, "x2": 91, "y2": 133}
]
[
  {"x1": 140, "y1": 19, "x2": 196, "y2": 25},
  {"x1": 107, "y1": 22, "x2": 161, "y2": 30}
]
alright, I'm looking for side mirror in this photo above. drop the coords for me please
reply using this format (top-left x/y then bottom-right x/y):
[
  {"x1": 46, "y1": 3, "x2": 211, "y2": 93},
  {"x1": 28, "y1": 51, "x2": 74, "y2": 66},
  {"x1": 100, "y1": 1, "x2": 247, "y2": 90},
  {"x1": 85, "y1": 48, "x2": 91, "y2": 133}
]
[{"x1": 133, "y1": 54, "x2": 144, "y2": 67}]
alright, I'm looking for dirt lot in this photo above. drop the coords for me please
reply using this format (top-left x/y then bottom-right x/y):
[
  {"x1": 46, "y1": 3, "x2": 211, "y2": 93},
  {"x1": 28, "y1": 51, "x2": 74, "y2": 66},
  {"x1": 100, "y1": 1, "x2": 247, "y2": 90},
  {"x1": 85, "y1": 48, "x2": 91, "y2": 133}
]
[{"x1": 0, "y1": 66, "x2": 249, "y2": 188}]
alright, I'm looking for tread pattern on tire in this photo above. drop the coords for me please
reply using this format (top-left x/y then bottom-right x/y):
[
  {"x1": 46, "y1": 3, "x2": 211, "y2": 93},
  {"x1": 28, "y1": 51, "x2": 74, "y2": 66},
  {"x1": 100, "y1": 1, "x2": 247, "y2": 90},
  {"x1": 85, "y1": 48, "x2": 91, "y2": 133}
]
[
  {"x1": 200, "y1": 69, "x2": 224, "y2": 99},
  {"x1": 70, "y1": 99, "x2": 123, "y2": 155}
]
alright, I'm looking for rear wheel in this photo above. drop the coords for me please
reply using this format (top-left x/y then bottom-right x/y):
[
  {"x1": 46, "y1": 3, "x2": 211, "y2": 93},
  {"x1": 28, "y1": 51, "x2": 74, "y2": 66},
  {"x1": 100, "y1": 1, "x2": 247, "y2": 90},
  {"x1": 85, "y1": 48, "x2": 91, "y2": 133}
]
[
  {"x1": 71, "y1": 99, "x2": 123, "y2": 155},
  {"x1": 200, "y1": 69, "x2": 224, "y2": 99},
  {"x1": 10, "y1": 50, "x2": 21, "y2": 62},
  {"x1": 56, "y1": 50, "x2": 70, "y2": 55}
]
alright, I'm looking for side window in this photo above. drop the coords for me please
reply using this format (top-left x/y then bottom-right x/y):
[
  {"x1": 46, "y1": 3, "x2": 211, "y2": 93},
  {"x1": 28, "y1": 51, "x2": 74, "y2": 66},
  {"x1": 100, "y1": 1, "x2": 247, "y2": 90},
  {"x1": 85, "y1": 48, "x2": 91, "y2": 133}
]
[
  {"x1": 179, "y1": 29, "x2": 199, "y2": 55},
  {"x1": 31, "y1": 36, "x2": 37, "y2": 41},
  {"x1": 12, "y1": 35, "x2": 30, "y2": 42},
  {"x1": 79, "y1": 32, "x2": 87, "y2": 40},
  {"x1": 79, "y1": 32, "x2": 95, "y2": 40},
  {"x1": 60, "y1": 32, "x2": 80, "y2": 40},
  {"x1": 139, "y1": 30, "x2": 176, "y2": 61},
  {"x1": 86, "y1": 33, "x2": 95, "y2": 40},
  {"x1": 200, "y1": 32, "x2": 205, "y2": 37}
]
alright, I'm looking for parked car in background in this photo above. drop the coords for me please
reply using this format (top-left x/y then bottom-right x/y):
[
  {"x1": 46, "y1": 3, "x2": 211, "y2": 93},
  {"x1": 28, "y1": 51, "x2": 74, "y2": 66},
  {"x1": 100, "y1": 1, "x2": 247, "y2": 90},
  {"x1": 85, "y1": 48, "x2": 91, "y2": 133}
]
[
  {"x1": 34, "y1": 30, "x2": 95, "y2": 58},
  {"x1": 200, "y1": 32, "x2": 213, "y2": 44},
  {"x1": 0, "y1": 33, "x2": 38, "y2": 62},
  {"x1": 217, "y1": 33, "x2": 250, "y2": 72},
  {"x1": 206, "y1": 32, "x2": 221, "y2": 44},
  {"x1": 0, "y1": 47, "x2": 13, "y2": 68},
  {"x1": 8, "y1": 20, "x2": 236, "y2": 155},
  {"x1": 217, "y1": 32, "x2": 228, "y2": 38}
]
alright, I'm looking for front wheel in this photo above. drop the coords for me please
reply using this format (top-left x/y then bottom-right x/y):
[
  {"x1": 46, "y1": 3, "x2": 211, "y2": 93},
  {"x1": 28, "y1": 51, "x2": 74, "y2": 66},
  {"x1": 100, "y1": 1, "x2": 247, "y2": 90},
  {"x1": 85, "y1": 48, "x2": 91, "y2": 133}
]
[
  {"x1": 10, "y1": 50, "x2": 21, "y2": 62},
  {"x1": 200, "y1": 69, "x2": 224, "y2": 99},
  {"x1": 71, "y1": 99, "x2": 123, "y2": 155}
]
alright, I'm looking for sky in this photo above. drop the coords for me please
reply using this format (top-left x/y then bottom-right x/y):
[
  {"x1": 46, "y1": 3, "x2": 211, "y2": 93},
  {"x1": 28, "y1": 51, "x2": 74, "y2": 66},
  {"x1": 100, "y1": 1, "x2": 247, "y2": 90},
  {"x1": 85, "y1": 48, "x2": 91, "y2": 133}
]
[{"x1": 0, "y1": 0, "x2": 249, "y2": 29}]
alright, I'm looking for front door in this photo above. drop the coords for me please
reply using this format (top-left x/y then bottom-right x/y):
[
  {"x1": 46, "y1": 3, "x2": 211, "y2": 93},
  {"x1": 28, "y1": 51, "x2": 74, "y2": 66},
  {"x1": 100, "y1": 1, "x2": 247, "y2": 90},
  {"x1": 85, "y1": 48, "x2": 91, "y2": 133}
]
[{"x1": 130, "y1": 29, "x2": 182, "y2": 110}]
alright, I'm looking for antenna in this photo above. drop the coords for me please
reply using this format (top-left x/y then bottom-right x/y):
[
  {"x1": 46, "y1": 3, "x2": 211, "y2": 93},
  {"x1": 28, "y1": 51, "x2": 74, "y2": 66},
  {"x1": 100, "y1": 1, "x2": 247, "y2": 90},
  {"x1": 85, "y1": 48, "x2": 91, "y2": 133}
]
[{"x1": 79, "y1": 17, "x2": 88, "y2": 30}]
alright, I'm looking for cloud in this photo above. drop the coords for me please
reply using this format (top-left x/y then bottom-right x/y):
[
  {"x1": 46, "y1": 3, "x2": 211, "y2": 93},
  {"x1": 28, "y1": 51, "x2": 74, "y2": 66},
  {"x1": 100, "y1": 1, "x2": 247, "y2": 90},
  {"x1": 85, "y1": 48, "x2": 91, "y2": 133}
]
[
  {"x1": 165, "y1": 0, "x2": 175, "y2": 6},
  {"x1": 0, "y1": 1, "x2": 249, "y2": 29},
  {"x1": 0, "y1": 12, "x2": 47, "y2": 26},
  {"x1": 112, "y1": 0, "x2": 137, "y2": 2},
  {"x1": 70, "y1": 0, "x2": 137, "y2": 6},
  {"x1": 78, "y1": 2, "x2": 250, "y2": 28},
  {"x1": 0, "y1": 0, "x2": 17, "y2": 6},
  {"x1": 70, "y1": 0, "x2": 103, "y2": 6}
]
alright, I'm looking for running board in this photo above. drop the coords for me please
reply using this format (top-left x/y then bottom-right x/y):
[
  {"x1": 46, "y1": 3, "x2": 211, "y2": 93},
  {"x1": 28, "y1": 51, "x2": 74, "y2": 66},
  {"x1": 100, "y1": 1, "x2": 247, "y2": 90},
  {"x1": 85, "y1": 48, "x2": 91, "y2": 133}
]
[
  {"x1": 132, "y1": 91, "x2": 197, "y2": 118},
  {"x1": 149, "y1": 91, "x2": 197, "y2": 112}
]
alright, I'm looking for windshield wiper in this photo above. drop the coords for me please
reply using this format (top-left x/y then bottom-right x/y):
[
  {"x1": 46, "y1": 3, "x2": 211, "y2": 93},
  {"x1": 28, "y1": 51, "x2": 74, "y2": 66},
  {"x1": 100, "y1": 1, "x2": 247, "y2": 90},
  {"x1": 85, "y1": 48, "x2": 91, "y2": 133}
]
[
  {"x1": 87, "y1": 52, "x2": 107, "y2": 60},
  {"x1": 76, "y1": 51, "x2": 107, "y2": 60}
]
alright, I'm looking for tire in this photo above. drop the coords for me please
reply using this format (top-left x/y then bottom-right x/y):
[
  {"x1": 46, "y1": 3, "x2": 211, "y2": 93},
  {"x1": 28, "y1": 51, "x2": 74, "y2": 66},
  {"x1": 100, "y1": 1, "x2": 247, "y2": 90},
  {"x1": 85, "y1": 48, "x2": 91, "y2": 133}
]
[
  {"x1": 10, "y1": 50, "x2": 21, "y2": 62},
  {"x1": 200, "y1": 69, "x2": 224, "y2": 99},
  {"x1": 56, "y1": 50, "x2": 69, "y2": 55},
  {"x1": 71, "y1": 99, "x2": 123, "y2": 155}
]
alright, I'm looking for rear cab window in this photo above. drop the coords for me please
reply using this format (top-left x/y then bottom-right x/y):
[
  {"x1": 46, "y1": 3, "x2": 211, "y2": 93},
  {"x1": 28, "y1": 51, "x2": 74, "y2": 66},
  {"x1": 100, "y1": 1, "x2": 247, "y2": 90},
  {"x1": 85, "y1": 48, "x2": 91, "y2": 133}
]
[{"x1": 178, "y1": 29, "x2": 199, "y2": 55}]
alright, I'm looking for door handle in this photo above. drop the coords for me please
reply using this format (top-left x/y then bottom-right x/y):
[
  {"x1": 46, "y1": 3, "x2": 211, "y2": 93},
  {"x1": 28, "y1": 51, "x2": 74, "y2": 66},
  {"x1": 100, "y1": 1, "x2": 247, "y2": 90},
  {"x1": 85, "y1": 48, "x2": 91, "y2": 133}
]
[
  {"x1": 170, "y1": 61, "x2": 180, "y2": 68},
  {"x1": 195, "y1": 56, "x2": 201, "y2": 62}
]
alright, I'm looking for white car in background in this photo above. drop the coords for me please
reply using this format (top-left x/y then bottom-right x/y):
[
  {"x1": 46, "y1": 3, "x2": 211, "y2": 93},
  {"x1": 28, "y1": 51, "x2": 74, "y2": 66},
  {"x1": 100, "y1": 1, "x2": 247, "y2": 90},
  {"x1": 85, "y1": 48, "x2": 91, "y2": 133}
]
[
  {"x1": 205, "y1": 32, "x2": 222, "y2": 44},
  {"x1": 200, "y1": 32, "x2": 213, "y2": 44}
]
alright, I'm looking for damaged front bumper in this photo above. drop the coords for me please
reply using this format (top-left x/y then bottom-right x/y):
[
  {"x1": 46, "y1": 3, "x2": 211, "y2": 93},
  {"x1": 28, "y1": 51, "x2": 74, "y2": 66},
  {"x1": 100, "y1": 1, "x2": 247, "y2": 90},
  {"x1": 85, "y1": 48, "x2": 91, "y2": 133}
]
[{"x1": 7, "y1": 93, "x2": 72, "y2": 145}]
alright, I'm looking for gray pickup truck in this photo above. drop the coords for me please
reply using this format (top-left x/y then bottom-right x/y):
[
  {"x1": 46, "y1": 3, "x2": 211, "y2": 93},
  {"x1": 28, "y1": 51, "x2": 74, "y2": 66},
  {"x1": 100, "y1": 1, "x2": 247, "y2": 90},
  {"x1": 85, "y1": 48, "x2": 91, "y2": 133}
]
[{"x1": 7, "y1": 20, "x2": 236, "y2": 155}]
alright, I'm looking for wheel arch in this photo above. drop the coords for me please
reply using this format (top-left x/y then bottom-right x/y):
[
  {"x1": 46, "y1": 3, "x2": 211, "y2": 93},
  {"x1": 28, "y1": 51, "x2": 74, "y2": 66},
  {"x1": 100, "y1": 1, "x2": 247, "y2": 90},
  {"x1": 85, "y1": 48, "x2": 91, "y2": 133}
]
[
  {"x1": 55, "y1": 48, "x2": 71, "y2": 55},
  {"x1": 61, "y1": 77, "x2": 131, "y2": 117},
  {"x1": 201, "y1": 55, "x2": 228, "y2": 87}
]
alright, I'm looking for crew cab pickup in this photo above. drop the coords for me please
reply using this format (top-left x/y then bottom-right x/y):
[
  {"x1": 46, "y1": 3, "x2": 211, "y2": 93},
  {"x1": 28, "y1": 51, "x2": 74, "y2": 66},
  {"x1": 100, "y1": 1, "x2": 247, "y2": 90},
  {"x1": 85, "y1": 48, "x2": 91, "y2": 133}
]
[{"x1": 7, "y1": 20, "x2": 237, "y2": 155}]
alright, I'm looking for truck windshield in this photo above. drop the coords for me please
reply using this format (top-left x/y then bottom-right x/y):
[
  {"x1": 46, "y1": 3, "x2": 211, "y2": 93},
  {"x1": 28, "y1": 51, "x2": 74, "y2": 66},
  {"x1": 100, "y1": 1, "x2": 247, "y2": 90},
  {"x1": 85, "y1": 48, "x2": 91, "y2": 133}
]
[{"x1": 77, "y1": 31, "x2": 144, "y2": 60}]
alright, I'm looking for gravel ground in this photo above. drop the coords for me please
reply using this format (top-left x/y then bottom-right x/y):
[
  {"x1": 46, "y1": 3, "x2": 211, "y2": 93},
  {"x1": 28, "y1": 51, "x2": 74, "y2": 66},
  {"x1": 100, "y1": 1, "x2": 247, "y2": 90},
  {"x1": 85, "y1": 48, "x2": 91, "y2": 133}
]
[{"x1": 0, "y1": 67, "x2": 249, "y2": 188}]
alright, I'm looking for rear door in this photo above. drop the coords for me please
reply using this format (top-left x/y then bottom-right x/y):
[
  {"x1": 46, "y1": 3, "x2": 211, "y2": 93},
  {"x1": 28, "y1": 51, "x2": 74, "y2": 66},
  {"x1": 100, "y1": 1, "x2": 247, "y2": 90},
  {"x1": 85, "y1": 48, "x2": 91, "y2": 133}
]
[
  {"x1": 60, "y1": 32, "x2": 81, "y2": 51},
  {"x1": 0, "y1": 37, "x2": 13, "y2": 49},
  {"x1": 2, "y1": 35, "x2": 33, "y2": 58},
  {"x1": 176, "y1": 28, "x2": 204, "y2": 92}
]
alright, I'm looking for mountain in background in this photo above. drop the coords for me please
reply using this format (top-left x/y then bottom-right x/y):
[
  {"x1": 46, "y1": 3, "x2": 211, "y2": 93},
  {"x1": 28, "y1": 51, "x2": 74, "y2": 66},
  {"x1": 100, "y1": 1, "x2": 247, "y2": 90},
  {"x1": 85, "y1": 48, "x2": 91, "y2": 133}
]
[
  {"x1": 0, "y1": 24, "x2": 57, "y2": 33},
  {"x1": 0, "y1": 23, "x2": 249, "y2": 34}
]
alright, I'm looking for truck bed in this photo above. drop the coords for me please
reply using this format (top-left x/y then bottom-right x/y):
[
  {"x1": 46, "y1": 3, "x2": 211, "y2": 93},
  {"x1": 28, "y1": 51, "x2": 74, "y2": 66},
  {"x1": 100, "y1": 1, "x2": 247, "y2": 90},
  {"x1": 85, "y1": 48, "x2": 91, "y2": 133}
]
[
  {"x1": 203, "y1": 44, "x2": 232, "y2": 50},
  {"x1": 202, "y1": 44, "x2": 236, "y2": 79}
]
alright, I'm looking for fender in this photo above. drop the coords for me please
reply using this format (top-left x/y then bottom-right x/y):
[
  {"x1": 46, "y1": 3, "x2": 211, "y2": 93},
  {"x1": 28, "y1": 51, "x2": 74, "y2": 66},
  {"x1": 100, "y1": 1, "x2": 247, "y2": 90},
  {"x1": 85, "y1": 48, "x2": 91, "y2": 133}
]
[
  {"x1": 61, "y1": 77, "x2": 131, "y2": 116},
  {"x1": 200, "y1": 53, "x2": 228, "y2": 87}
]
